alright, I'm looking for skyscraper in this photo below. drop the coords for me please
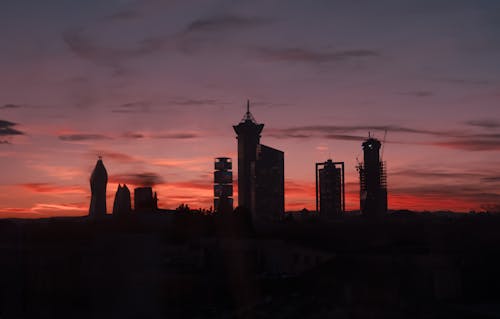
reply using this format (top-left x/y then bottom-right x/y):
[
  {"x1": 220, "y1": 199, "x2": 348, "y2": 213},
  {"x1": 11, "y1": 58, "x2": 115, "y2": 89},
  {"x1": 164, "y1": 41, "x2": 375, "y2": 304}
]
[
  {"x1": 134, "y1": 187, "x2": 158, "y2": 213},
  {"x1": 357, "y1": 136, "x2": 387, "y2": 217},
  {"x1": 89, "y1": 156, "x2": 108, "y2": 217},
  {"x1": 316, "y1": 159, "x2": 345, "y2": 217},
  {"x1": 214, "y1": 157, "x2": 233, "y2": 214},
  {"x1": 233, "y1": 100, "x2": 284, "y2": 221},
  {"x1": 255, "y1": 144, "x2": 284, "y2": 221},
  {"x1": 112, "y1": 184, "x2": 132, "y2": 216}
]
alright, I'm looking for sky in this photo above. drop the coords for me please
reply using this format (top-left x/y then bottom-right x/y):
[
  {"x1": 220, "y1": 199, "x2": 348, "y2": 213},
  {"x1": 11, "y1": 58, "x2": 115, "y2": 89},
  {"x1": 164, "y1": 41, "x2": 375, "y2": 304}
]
[{"x1": 0, "y1": 0, "x2": 499, "y2": 218}]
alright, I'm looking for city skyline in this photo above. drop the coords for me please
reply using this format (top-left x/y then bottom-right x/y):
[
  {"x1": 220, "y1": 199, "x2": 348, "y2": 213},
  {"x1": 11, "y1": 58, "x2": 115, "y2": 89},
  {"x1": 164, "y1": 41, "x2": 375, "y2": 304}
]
[{"x1": 1, "y1": 0, "x2": 499, "y2": 217}]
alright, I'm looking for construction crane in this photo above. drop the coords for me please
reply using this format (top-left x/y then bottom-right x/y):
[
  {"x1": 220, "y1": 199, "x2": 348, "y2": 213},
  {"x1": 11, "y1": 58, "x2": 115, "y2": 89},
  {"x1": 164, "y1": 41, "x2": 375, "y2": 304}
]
[{"x1": 380, "y1": 129, "x2": 387, "y2": 160}]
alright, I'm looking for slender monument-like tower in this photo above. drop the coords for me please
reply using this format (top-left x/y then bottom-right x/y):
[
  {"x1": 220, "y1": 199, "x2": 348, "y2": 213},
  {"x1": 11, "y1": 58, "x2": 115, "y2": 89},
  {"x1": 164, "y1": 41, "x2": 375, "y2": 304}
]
[
  {"x1": 233, "y1": 100, "x2": 264, "y2": 212},
  {"x1": 89, "y1": 156, "x2": 108, "y2": 217}
]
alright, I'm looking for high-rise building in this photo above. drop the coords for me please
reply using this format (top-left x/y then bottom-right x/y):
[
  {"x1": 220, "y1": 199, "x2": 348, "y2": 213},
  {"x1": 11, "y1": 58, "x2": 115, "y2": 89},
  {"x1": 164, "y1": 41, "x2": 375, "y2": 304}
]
[
  {"x1": 255, "y1": 144, "x2": 284, "y2": 221},
  {"x1": 233, "y1": 100, "x2": 284, "y2": 221},
  {"x1": 214, "y1": 157, "x2": 234, "y2": 214},
  {"x1": 134, "y1": 187, "x2": 158, "y2": 213},
  {"x1": 113, "y1": 184, "x2": 132, "y2": 216},
  {"x1": 316, "y1": 159, "x2": 345, "y2": 217},
  {"x1": 89, "y1": 157, "x2": 108, "y2": 217},
  {"x1": 357, "y1": 136, "x2": 387, "y2": 217}
]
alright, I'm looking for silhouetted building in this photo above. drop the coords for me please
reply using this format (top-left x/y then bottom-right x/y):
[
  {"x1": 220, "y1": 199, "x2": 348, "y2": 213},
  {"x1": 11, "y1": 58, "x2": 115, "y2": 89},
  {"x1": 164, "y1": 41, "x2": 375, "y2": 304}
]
[
  {"x1": 214, "y1": 157, "x2": 233, "y2": 214},
  {"x1": 113, "y1": 184, "x2": 132, "y2": 216},
  {"x1": 316, "y1": 159, "x2": 345, "y2": 217},
  {"x1": 357, "y1": 136, "x2": 387, "y2": 217},
  {"x1": 89, "y1": 157, "x2": 108, "y2": 217},
  {"x1": 134, "y1": 187, "x2": 158, "y2": 213},
  {"x1": 255, "y1": 144, "x2": 284, "y2": 221},
  {"x1": 233, "y1": 100, "x2": 284, "y2": 221}
]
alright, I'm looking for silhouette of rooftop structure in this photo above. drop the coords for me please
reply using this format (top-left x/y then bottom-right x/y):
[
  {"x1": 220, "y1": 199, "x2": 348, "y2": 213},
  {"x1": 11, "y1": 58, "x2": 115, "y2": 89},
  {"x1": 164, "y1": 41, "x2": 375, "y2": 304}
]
[
  {"x1": 234, "y1": 100, "x2": 284, "y2": 222},
  {"x1": 89, "y1": 157, "x2": 108, "y2": 217}
]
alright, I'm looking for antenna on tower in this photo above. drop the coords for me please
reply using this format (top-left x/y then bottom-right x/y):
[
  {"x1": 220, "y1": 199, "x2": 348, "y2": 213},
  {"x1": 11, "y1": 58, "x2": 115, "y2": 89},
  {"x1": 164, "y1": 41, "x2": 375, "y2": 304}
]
[{"x1": 246, "y1": 99, "x2": 250, "y2": 113}]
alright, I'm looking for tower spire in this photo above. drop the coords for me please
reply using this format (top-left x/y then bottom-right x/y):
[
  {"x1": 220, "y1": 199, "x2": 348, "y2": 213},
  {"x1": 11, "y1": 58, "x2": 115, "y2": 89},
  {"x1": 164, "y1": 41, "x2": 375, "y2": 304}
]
[{"x1": 240, "y1": 99, "x2": 257, "y2": 123}]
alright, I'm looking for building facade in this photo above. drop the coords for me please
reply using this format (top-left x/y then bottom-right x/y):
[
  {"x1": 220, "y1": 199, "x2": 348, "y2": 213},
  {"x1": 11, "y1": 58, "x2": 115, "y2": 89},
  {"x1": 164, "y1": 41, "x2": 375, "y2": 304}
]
[
  {"x1": 214, "y1": 157, "x2": 234, "y2": 214},
  {"x1": 233, "y1": 101, "x2": 284, "y2": 221},
  {"x1": 134, "y1": 187, "x2": 158, "y2": 213},
  {"x1": 89, "y1": 157, "x2": 108, "y2": 217},
  {"x1": 316, "y1": 159, "x2": 345, "y2": 217},
  {"x1": 357, "y1": 137, "x2": 387, "y2": 217}
]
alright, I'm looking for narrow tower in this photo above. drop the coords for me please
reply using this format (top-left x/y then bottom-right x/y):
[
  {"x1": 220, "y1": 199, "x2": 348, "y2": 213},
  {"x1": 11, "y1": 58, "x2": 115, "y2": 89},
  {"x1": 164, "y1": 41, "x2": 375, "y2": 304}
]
[
  {"x1": 89, "y1": 156, "x2": 108, "y2": 217},
  {"x1": 357, "y1": 136, "x2": 387, "y2": 217},
  {"x1": 214, "y1": 157, "x2": 233, "y2": 214},
  {"x1": 233, "y1": 100, "x2": 264, "y2": 212}
]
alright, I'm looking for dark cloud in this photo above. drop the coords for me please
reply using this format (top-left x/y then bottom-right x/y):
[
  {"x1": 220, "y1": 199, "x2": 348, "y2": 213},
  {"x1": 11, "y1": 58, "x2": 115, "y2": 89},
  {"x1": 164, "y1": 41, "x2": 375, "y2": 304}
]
[
  {"x1": 62, "y1": 29, "x2": 165, "y2": 72},
  {"x1": 120, "y1": 131, "x2": 200, "y2": 139},
  {"x1": 110, "y1": 172, "x2": 164, "y2": 186},
  {"x1": 59, "y1": 134, "x2": 111, "y2": 142},
  {"x1": 169, "y1": 98, "x2": 219, "y2": 106},
  {"x1": 153, "y1": 132, "x2": 200, "y2": 139},
  {"x1": 464, "y1": 120, "x2": 500, "y2": 129},
  {"x1": 481, "y1": 176, "x2": 500, "y2": 183},
  {"x1": 398, "y1": 91, "x2": 434, "y2": 97},
  {"x1": 256, "y1": 47, "x2": 380, "y2": 64},
  {"x1": 437, "y1": 77, "x2": 491, "y2": 86},
  {"x1": 267, "y1": 124, "x2": 447, "y2": 140},
  {"x1": 433, "y1": 139, "x2": 500, "y2": 151},
  {"x1": 184, "y1": 15, "x2": 269, "y2": 34},
  {"x1": 92, "y1": 150, "x2": 140, "y2": 163},
  {"x1": 0, "y1": 119, "x2": 24, "y2": 144},
  {"x1": 0, "y1": 104, "x2": 22, "y2": 109},
  {"x1": 122, "y1": 132, "x2": 144, "y2": 139},
  {"x1": 112, "y1": 101, "x2": 151, "y2": 113},
  {"x1": 391, "y1": 168, "x2": 483, "y2": 180}
]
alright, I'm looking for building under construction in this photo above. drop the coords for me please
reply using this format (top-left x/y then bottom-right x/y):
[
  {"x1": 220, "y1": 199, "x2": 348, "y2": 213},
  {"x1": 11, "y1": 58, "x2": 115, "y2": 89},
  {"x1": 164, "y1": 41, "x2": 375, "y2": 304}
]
[
  {"x1": 316, "y1": 159, "x2": 345, "y2": 217},
  {"x1": 357, "y1": 136, "x2": 387, "y2": 217}
]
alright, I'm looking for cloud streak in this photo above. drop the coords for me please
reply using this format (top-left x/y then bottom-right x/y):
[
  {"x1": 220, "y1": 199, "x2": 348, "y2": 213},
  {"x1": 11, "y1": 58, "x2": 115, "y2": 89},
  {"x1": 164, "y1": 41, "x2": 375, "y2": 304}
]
[
  {"x1": 59, "y1": 133, "x2": 111, "y2": 142},
  {"x1": 110, "y1": 172, "x2": 164, "y2": 187},
  {"x1": 256, "y1": 47, "x2": 380, "y2": 64},
  {"x1": 19, "y1": 183, "x2": 86, "y2": 194},
  {"x1": 0, "y1": 104, "x2": 22, "y2": 110},
  {"x1": 464, "y1": 120, "x2": 500, "y2": 129}
]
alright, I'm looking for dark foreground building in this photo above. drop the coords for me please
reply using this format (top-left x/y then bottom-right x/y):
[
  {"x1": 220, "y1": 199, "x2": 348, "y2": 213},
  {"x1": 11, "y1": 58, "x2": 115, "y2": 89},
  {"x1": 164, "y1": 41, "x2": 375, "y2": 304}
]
[
  {"x1": 89, "y1": 157, "x2": 108, "y2": 217},
  {"x1": 357, "y1": 136, "x2": 388, "y2": 217},
  {"x1": 214, "y1": 157, "x2": 234, "y2": 214},
  {"x1": 113, "y1": 184, "x2": 132, "y2": 216},
  {"x1": 134, "y1": 187, "x2": 158, "y2": 213},
  {"x1": 233, "y1": 101, "x2": 284, "y2": 222},
  {"x1": 316, "y1": 159, "x2": 345, "y2": 217}
]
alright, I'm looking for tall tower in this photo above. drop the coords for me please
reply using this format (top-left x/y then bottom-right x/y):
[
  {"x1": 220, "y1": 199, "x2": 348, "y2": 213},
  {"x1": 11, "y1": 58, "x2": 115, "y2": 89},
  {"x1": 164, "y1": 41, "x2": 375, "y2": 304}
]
[
  {"x1": 357, "y1": 136, "x2": 387, "y2": 217},
  {"x1": 233, "y1": 100, "x2": 264, "y2": 212},
  {"x1": 316, "y1": 159, "x2": 345, "y2": 217},
  {"x1": 214, "y1": 157, "x2": 233, "y2": 214},
  {"x1": 112, "y1": 184, "x2": 131, "y2": 216},
  {"x1": 89, "y1": 156, "x2": 108, "y2": 217}
]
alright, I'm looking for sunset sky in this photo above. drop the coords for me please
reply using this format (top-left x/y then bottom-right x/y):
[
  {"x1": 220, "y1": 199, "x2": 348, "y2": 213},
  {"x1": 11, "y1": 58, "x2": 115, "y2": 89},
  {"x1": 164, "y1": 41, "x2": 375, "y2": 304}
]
[{"x1": 1, "y1": 0, "x2": 499, "y2": 217}]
